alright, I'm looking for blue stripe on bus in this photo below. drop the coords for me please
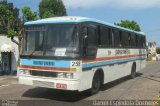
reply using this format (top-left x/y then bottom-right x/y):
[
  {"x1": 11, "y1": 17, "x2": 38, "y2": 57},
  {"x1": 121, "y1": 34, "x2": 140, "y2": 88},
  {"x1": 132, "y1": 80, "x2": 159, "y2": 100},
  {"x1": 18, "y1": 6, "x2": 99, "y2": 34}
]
[
  {"x1": 82, "y1": 56, "x2": 146, "y2": 69},
  {"x1": 21, "y1": 56, "x2": 145, "y2": 70},
  {"x1": 21, "y1": 59, "x2": 70, "y2": 68}
]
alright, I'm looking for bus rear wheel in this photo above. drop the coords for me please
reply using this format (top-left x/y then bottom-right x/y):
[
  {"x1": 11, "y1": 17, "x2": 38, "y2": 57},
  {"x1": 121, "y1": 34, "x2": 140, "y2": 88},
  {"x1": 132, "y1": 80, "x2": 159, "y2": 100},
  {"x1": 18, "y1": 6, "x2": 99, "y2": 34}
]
[
  {"x1": 89, "y1": 72, "x2": 101, "y2": 95},
  {"x1": 131, "y1": 64, "x2": 136, "y2": 79}
]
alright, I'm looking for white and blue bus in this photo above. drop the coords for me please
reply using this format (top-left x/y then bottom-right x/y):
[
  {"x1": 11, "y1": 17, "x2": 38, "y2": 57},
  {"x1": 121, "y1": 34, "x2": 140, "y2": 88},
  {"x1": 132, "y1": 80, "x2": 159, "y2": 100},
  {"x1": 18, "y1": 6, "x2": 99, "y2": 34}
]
[{"x1": 18, "y1": 16, "x2": 146, "y2": 94}]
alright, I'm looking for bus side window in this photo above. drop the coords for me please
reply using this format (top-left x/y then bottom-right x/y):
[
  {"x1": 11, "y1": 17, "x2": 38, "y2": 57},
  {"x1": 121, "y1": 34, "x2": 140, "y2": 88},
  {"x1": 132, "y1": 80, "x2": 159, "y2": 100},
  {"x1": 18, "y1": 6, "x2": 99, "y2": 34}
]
[
  {"x1": 130, "y1": 34, "x2": 136, "y2": 48},
  {"x1": 100, "y1": 27, "x2": 110, "y2": 47},
  {"x1": 135, "y1": 34, "x2": 138, "y2": 48},
  {"x1": 128, "y1": 33, "x2": 131, "y2": 47},
  {"x1": 83, "y1": 26, "x2": 98, "y2": 58},
  {"x1": 87, "y1": 27, "x2": 98, "y2": 46},
  {"x1": 119, "y1": 31, "x2": 122, "y2": 47},
  {"x1": 135, "y1": 34, "x2": 141, "y2": 48},
  {"x1": 108, "y1": 28, "x2": 112, "y2": 47},
  {"x1": 113, "y1": 29, "x2": 121, "y2": 48},
  {"x1": 141, "y1": 36, "x2": 146, "y2": 48},
  {"x1": 82, "y1": 27, "x2": 87, "y2": 35},
  {"x1": 111, "y1": 29, "x2": 115, "y2": 47},
  {"x1": 122, "y1": 32, "x2": 129, "y2": 48},
  {"x1": 137, "y1": 35, "x2": 141, "y2": 48}
]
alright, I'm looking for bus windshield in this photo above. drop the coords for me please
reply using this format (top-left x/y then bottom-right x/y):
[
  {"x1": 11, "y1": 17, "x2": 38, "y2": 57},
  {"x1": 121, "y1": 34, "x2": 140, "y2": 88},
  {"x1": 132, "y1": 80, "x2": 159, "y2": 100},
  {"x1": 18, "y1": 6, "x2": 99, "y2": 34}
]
[
  {"x1": 47, "y1": 24, "x2": 76, "y2": 48},
  {"x1": 22, "y1": 24, "x2": 79, "y2": 58},
  {"x1": 26, "y1": 31, "x2": 44, "y2": 52}
]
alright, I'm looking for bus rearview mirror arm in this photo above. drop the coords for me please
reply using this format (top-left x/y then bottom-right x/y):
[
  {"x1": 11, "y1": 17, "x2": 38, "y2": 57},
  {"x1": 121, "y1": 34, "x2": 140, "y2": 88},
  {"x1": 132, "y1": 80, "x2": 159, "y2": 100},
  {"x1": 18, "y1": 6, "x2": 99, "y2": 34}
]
[
  {"x1": 83, "y1": 35, "x2": 88, "y2": 55},
  {"x1": 83, "y1": 35, "x2": 88, "y2": 46}
]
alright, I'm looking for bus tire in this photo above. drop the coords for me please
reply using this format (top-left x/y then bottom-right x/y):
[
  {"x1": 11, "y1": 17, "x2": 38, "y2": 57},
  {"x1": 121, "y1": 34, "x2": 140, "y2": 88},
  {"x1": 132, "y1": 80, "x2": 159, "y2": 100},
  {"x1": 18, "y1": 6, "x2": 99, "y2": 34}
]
[
  {"x1": 131, "y1": 63, "x2": 136, "y2": 79},
  {"x1": 89, "y1": 72, "x2": 101, "y2": 95}
]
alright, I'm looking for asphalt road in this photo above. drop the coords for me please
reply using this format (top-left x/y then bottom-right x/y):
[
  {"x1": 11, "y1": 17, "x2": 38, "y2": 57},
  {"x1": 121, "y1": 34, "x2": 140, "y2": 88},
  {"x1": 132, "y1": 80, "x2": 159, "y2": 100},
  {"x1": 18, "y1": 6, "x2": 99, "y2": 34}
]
[{"x1": 0, "y1": 62, "x2": 160, "y2": 106}]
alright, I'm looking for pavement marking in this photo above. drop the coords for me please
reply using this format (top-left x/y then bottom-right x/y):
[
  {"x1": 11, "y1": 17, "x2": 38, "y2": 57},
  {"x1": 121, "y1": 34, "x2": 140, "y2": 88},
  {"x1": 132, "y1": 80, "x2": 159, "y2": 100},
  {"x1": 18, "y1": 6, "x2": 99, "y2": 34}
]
[{"x1": 0, "y1": 83, "x2": 17, "y2": 88}]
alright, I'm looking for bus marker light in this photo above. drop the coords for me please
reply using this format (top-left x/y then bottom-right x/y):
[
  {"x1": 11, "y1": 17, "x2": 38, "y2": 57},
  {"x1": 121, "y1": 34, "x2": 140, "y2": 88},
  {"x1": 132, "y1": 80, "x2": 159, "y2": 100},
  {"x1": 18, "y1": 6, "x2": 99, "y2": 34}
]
[{"x1": 70, "y1": 68, "x2": 76, "y2": 72}]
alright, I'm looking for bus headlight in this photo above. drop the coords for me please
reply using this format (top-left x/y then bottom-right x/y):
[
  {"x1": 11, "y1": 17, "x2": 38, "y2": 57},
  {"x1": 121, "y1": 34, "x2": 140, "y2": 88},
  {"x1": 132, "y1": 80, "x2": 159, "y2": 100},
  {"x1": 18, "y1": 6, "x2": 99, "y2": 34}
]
[
  {"x1": 19, "y1": 69, "x2": 30, "y2": 75},
  {"x1": 57, "y1": 73, "x2": 73, "y2": 79},
  {"x1": 66, "y1": 73, "x2": 73, "y2": 79},
  {"x1": 24, "y1": 70, "x2": 30, "y2": 75},
  {"x1": 57, "y1": 73, "x2": 65, "y2": 78},
  {"x1": 19, "y1": 70, "x2": 24, "y2": 75}
]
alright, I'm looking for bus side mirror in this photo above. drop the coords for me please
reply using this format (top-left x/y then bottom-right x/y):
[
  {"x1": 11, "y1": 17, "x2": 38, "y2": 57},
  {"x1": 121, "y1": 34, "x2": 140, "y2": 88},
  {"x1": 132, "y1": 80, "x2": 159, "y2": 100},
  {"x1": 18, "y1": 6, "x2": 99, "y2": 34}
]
[
  {"x1": 82, "y1": 27, "x2": 88, "y2": 55},
  {"x1": 83, "y1": 35, "x2": 88, "y2": 46},
  {"x1": 83, "y1": 35, "x2": 88, "y2": 56},
  {"x1": 82, "y1": 27, "x2": 88, "y2": 47}
]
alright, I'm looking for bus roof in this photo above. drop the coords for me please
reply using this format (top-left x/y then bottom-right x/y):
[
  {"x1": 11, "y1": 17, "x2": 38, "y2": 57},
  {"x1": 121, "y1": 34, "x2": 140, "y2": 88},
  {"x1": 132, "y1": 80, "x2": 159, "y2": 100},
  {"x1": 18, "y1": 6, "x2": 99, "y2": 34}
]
[{"x1": 24, "y1": 16, "x2": 145, "y2": 35}]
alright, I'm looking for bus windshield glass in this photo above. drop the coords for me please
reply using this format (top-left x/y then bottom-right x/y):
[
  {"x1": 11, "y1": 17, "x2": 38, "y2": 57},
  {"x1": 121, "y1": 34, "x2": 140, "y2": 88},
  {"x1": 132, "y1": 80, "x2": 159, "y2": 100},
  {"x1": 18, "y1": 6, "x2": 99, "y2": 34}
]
[
  {"x1": 23, "y1": 24, "x2": 79, "y2": 58},
  {"x1": 26, "y1": 31, "x2": 44, "y2": 52}
]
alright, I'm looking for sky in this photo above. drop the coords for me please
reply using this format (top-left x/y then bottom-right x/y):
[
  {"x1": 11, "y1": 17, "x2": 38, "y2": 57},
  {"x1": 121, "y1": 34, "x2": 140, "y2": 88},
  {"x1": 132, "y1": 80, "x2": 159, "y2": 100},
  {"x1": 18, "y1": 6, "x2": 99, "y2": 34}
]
[{"x1": 8, "y1": 0, "x2": 160, "y2": 47}]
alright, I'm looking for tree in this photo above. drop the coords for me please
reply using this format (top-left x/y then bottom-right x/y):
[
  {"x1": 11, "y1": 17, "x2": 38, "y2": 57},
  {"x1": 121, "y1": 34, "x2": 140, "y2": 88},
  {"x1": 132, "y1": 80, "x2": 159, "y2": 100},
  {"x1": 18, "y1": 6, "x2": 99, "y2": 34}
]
[
  {"x1": 22, "y1": 6, "x2": 37, "y2": 22},
  {"x1": 0, "y1": 1, "x2": 38, "y2": 65},
  {"x1": 39, "y1": 0, "x2": 67, "y2": 19},
  {"x1": 0, "y1": 0, "x2": 19, "y2": 35},
  {"x1": 157, "y1": 48, "x2": 160, "y2": 54},
  {"x1": 9, "y1": 6, "x2": 39, "y2": 64},
  {"x1": 7, "y1": 6, "x2": 38, "y2": 38},
  {"x1": 114, "y1": 20, "x2": 141, "y2": 32},
  {"x1": 42, "y1": 11, "x2": 55, "y2": 18}
]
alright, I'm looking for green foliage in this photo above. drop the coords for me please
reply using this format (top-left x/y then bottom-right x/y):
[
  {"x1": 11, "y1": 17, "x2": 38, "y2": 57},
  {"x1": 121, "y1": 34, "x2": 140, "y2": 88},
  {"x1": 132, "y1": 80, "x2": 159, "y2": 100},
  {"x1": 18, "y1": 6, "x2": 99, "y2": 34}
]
[
  {"x1": 7, "y1": 29, "x2": 17, "y2": 38},
  {"x1": 0, "y1": 3, "x2": 14, "y2": 33},
  {"x1": 22, "y1": 6, "x2": 37, "y2": 22},
  {"x1": 39, "y1": 0, "x2": 67, "y2": 18},
  {"x1": 151, "y1": 53, "x2": 156, "y2": 57},
  {"x1": 0, "y1": 0, "x2": 68, "y2": 38},
  {"x1": 43, "y1": 11, "x2": 55, "y2": 18},
  {"x1": 157, "y1": 48, "x2": 160, "y2": 54},
  {"x1": 114, "y1": 20, "x2": 141, "y2": 32},
  {"x1": 0, "y1": 0, "x2": 19, "y2": 35}
]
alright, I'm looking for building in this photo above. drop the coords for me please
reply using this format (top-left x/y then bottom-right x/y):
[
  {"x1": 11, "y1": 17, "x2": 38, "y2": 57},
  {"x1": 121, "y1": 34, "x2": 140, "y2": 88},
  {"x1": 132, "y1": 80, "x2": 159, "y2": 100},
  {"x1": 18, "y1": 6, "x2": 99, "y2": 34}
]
[
  {"x1": 147, "y1": 42, "x2": 157, "y2": 54},
  {"x1": 0, "y1": 35, "x2": 19, "y2": 74},
  {"x1": 146, "y1": 42, "x2": 157, "y2": 61}
]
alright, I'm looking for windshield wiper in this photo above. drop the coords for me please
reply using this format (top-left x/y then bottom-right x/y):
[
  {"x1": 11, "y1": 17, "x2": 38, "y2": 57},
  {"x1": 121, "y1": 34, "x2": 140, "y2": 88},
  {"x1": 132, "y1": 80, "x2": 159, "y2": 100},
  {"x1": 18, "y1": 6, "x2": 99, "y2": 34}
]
[{"x1": 29, "y1": 51, "x2": 36, "y2": 57}]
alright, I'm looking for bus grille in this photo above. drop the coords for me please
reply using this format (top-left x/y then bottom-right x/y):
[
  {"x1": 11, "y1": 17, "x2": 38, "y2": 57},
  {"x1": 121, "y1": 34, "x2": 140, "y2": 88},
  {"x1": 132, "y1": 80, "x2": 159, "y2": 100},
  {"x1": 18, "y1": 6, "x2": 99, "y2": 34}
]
[
  {"x1": 33, "y1": 80, "x2": 54, "y2": 88},
  {"x1": 30, "y1": 70, "x2": 57, "y2": 78}
]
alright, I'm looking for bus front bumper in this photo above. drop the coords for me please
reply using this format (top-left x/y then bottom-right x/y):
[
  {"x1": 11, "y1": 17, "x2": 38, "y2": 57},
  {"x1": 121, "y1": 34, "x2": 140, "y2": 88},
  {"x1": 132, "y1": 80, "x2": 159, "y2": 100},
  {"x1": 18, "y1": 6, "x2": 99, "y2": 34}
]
[{"x1": 19, "y1": 76, "x2": 80, "y2": 91}]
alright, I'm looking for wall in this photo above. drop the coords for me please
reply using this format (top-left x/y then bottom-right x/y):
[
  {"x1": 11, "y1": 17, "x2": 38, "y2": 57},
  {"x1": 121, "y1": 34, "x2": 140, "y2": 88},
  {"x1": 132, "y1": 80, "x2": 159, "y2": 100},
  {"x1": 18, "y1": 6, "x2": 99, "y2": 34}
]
[
  {"x1": 147, "y1": 42, "x2": 157, "y2": 54},
  {"x1": 0, "y1": 35, "x2": 19, "y2": 71}
]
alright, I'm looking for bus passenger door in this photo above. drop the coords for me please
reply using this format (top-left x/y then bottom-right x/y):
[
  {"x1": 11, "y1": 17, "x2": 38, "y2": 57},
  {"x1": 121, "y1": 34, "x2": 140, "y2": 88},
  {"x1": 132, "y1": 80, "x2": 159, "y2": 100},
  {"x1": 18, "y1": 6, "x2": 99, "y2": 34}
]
[{"x1": 82, "y1": 25, "x2": 98, "y2": 59}]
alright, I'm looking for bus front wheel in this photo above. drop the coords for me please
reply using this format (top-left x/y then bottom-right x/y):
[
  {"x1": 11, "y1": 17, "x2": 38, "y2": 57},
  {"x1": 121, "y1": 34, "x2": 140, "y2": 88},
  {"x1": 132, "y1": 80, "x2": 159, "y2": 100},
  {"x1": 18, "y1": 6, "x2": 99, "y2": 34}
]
[{"x1": 89, "y1": 72, "x2": 101, "y2": 95}]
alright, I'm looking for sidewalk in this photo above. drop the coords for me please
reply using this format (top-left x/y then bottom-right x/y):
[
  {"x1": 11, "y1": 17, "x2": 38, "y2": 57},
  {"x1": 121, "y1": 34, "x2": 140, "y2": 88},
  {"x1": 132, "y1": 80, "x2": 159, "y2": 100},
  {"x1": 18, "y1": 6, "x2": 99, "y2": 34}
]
[
  {"x1": 0, "y1": 75, "x2": 17, "y2": 79},
  {"x1": 0, "y1": 75, "x2": 18, "y2": 86},
  {"x1": 147, "y1": 61, "x2": 160, "y2": 64}
]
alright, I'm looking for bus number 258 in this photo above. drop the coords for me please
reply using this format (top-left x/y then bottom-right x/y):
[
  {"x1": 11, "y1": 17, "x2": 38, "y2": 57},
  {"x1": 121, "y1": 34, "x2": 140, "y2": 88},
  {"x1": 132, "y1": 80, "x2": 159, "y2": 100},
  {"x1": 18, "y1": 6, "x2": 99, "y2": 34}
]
[{"x1": 72, "y1": 61, "x2": 80, "y2": 66}]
